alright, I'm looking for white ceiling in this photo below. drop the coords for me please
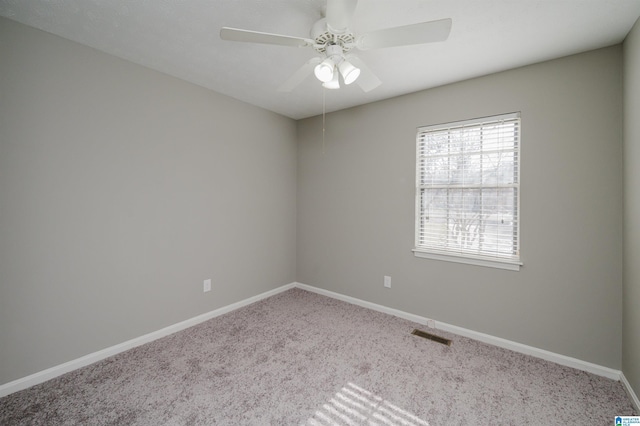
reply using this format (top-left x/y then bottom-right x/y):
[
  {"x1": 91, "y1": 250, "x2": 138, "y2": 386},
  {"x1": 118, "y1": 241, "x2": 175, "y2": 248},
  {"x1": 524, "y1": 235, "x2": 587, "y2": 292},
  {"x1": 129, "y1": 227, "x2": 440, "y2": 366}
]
[{"x1": 1, "y1": 1, "x2": 639, "y2": 120}]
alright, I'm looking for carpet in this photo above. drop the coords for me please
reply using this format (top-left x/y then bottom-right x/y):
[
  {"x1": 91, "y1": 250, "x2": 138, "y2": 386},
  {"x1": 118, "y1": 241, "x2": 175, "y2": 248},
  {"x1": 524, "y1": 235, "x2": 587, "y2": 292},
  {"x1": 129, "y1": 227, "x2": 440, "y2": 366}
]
[{"x1": 0, "y1": 288, "x2": 636, "y2": 425}]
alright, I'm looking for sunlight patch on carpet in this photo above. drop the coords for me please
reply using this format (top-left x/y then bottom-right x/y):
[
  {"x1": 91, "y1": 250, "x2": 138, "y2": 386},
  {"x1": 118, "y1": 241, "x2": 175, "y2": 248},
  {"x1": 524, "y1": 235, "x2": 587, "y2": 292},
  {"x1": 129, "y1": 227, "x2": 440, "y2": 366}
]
[{"x1": 305, "y1": 382, "x2": 430, "y2": 426}]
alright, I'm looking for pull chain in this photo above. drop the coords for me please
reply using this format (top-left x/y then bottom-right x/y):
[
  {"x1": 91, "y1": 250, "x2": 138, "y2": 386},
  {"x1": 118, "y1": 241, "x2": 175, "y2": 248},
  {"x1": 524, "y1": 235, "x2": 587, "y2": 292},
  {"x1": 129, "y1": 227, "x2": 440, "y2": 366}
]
[{"x1": 322, "y1": 87, "x2": 326, "y2": 155}]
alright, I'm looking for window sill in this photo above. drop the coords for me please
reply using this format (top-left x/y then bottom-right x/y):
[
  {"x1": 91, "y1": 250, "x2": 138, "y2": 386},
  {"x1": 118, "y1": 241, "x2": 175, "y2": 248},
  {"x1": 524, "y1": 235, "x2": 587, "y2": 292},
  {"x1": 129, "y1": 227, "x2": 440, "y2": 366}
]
[{"x1": 412, "y1": 249, "x2": 522, "y2": 271}]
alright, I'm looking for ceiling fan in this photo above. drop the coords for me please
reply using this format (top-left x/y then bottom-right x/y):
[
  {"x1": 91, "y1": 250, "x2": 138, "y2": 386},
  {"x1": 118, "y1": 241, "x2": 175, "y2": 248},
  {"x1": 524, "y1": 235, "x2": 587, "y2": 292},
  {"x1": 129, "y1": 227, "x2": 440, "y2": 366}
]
[{"x1": 220, "y1": 0, "x2": 451, "y2": 92}]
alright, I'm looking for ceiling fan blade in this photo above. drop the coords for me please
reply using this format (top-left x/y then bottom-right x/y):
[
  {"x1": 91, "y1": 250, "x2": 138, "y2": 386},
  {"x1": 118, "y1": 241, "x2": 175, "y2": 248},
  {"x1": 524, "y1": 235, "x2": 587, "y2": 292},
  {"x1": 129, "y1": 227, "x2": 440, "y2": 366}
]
[
  {"x1": 278, "y1": 58, "x2": 322, "y2": 92},
  {"x1": 357, "y1": 18, "x2": 452, "y2": 50},
  {"x1": 220, "y1": 27, "x2": 314, "y2": 48},
  {"x1": 348, "y1": 57, "x2": 381, "y2": 92},
  {"x1": 326, "y1": 0, "x2": 358, "y2": 34}
]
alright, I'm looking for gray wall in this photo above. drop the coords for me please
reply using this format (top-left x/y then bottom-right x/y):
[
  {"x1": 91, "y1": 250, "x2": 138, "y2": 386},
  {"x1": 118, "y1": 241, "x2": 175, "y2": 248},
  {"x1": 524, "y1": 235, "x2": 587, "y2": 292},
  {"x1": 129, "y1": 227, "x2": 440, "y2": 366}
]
[
  {"x1": 297, "y1": 46, "x2": 624, "y2": 369},
  {"x1": 623, "y1": 17, "x2": 640, "y2": 395},
  {"x1": 0, "y1": 17, "x2": 297, "y2": 386}
]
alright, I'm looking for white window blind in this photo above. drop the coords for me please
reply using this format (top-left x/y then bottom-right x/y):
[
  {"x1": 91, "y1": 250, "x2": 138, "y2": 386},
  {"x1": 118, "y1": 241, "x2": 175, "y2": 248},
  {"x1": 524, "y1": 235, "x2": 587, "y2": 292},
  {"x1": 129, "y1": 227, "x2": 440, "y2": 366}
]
[{"x1": 414, "y1": 112, "x2": 521, "y2": 269}]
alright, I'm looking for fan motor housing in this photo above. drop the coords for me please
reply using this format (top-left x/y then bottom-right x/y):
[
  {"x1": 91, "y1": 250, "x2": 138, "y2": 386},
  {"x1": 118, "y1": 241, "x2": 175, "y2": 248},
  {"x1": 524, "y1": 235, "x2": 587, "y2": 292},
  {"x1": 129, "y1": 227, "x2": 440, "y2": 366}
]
[{"x1": 311, "y1": 18, "x2": 355, "y2": 53}]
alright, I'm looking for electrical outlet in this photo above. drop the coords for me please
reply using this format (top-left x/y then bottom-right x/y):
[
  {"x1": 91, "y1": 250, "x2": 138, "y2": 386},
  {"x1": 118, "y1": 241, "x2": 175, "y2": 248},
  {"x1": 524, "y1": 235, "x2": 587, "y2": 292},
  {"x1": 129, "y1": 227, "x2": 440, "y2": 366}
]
[
  {"x1": 203, "y1": 279, "x2": 211, "y2": 293},
  {"x1": 384, "y1": 276, "x2": 391, "y2": 288}
]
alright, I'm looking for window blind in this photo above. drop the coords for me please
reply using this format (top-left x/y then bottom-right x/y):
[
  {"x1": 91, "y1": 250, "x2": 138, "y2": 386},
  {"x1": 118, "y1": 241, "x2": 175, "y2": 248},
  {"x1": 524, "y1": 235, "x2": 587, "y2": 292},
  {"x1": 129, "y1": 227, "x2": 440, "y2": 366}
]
[{"x1": 415, "y1": 112, "x2": 521, "y2": 265}]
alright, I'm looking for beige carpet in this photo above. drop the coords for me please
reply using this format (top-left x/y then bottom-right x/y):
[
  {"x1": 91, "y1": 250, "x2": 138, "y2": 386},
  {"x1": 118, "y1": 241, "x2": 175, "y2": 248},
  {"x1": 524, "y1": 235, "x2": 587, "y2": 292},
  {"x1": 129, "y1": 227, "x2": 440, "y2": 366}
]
[{"x1": 0, "y1": 288, "x2": 636, "y2": 425}]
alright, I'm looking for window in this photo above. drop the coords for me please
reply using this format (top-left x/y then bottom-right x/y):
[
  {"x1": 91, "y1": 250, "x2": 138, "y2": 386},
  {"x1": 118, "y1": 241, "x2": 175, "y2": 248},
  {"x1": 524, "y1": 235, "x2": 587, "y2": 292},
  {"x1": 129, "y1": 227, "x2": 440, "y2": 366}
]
[{"x1": 414, "y1": 112, "x2": 521, "y2": 270}]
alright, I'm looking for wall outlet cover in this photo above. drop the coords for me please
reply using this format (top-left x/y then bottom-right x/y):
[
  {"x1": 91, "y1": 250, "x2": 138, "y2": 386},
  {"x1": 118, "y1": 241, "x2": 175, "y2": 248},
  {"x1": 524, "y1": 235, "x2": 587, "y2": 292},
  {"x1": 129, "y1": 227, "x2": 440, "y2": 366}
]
[{"x1": 384, "y1": 276, "x2": 391, "y2": 288}]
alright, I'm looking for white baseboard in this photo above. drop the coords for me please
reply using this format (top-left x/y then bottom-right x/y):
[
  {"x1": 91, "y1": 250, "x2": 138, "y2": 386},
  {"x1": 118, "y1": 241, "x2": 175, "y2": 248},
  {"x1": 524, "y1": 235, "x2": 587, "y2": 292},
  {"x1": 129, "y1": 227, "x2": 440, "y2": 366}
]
[
  {"x1": 2, "y1": 281, "x2": 636, "y2": 405},
  {"x1": 294, "y1": 282, "x2": 623, "y2": 381},
  {"x1": 621, "y1": 373, "x2": 640, "y2": 412},
  {"x1": 0, "y1": 283, "x2": 296, "y2": 398}
]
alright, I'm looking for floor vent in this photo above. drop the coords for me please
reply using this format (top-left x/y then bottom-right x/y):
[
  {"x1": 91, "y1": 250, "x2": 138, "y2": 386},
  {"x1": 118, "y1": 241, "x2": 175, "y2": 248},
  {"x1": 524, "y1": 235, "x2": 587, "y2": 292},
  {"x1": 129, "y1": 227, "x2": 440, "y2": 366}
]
[{"x1": 411, "y1": 329, "x2": 452, "y2": 346}]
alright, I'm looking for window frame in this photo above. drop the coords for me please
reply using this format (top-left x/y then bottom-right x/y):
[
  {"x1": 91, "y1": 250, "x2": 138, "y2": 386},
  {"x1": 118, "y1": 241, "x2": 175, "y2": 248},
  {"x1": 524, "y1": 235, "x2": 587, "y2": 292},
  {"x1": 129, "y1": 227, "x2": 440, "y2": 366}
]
[{"x1": 413, "y1": 112, "x2": 522, "y2": 271}]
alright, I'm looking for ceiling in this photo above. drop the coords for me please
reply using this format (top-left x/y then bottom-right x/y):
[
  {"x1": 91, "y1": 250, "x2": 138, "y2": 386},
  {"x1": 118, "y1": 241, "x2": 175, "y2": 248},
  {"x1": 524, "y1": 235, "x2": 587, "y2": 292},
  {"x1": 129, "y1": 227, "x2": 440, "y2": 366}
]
[{"x1": 1, "y1": 1, "x2": 639, "y2": 120}]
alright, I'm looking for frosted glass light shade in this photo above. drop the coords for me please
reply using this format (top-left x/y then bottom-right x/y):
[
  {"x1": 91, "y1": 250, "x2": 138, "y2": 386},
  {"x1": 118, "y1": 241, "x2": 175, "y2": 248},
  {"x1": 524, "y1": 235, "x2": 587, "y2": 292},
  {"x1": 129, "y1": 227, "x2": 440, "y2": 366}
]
[
  {"x1": 338, "y1": 60, "x2": 360, "y2": 85},
  {"x1": 314, "y1": 59, "x2": 335, "y2": 83},
  {"x1": 322, "y1": 71, "x2": 340, "y2": 89}
]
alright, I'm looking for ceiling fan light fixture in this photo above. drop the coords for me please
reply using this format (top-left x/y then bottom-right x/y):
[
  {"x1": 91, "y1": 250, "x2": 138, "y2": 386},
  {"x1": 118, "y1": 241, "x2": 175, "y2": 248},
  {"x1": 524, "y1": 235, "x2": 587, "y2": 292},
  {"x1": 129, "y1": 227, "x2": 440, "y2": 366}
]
[
  {"x1": 322, "y1": 69, "x2": 340, "y2": 89},
  {"x1": 221, "y1": 5, "x2": 454, "y2": 95},
  {"x1": 338, "y1": 60, "x2": 360, "y2": 85},
  {"x1": 314, "y1": 59, "x2": 335, "y2": 83}
]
